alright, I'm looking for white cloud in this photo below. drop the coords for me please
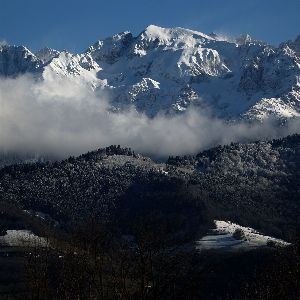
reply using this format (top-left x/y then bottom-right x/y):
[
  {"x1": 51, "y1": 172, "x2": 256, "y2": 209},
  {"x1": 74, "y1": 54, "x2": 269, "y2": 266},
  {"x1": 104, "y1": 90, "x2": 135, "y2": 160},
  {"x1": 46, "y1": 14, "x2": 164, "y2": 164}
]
[{"x1": 0, "y1": 75, "x2": 298, "y2": 159}]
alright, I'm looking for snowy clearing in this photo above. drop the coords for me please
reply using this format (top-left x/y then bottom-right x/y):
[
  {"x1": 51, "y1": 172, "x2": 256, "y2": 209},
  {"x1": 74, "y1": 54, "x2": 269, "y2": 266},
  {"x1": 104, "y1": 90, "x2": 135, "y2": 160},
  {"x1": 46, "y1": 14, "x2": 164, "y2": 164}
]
[
  {"x1": 196, "y1": 220, "x2": 290, "y2": 251},
  {"x1": 0, "y1": 230, "x2": 48, "y2": 247}
]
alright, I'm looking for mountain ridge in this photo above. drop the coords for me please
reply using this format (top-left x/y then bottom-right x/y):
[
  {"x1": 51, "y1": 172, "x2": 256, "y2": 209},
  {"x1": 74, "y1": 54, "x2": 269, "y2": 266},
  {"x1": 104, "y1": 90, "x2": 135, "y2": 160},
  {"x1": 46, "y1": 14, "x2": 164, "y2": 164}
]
[{"x1": 0, "y1": 25, "x2": 299, "y2": 120}]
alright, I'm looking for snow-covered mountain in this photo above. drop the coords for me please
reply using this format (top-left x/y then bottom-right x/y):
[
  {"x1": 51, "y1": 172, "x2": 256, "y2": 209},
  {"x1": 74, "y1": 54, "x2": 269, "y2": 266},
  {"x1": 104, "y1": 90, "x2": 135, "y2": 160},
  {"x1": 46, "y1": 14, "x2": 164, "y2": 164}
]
[{"x1": 1, "y1": 25, "x2": 300, "y2": 120}]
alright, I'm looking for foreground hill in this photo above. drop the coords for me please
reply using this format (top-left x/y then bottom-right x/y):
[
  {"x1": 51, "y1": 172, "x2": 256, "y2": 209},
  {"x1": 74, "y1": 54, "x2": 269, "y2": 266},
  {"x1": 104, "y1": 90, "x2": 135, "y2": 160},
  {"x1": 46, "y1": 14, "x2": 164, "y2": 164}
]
[
  {"x1": 0, "y1": 137, "x2": 300, "y2": 299},
  {"x1": 1, "y1": 136, "x2": 300, "y2": 241}
]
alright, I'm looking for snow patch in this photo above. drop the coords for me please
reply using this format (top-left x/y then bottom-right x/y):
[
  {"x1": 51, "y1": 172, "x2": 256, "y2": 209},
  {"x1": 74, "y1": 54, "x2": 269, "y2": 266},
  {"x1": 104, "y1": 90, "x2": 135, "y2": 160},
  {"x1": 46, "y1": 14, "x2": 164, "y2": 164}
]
[
  {"x1": 0, "y1": 230, "x2": 48, "y2": 247},
  {"x1": 196, "y1": 220, "x2": 290, "y2": 251}
]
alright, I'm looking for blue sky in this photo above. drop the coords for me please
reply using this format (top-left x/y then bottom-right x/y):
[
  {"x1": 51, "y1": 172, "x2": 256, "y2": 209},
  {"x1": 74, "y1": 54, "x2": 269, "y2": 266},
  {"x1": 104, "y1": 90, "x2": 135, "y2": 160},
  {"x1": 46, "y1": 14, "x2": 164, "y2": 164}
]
[{"x1": 1, "y1": 0, "x2": 299, "y2": 52}]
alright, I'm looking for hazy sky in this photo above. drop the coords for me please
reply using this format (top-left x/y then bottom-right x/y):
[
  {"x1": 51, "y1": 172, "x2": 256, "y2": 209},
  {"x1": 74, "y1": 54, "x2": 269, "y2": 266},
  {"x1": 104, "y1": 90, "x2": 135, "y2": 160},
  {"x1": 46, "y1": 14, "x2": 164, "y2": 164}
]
[{"x1": 0, "y1": 0, "x2": 299, "y2": 53}]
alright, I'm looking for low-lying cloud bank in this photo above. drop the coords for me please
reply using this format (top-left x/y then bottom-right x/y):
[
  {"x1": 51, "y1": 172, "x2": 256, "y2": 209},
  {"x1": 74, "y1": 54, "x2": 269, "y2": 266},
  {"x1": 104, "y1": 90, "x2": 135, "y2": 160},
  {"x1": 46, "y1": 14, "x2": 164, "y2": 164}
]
[{"x1": 0, "y1": 75, "x2": 299, "y2": 158}]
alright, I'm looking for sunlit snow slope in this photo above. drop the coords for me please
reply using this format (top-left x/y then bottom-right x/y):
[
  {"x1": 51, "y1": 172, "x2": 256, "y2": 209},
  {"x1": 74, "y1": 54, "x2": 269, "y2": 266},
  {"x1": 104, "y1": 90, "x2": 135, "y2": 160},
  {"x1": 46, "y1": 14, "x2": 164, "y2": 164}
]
[
  {"x1": 196, "y1": 220, "x2": 290, "y2": 251},
  {"x1": 0, "y1": 25, "x2": 299, "y2": 120}
]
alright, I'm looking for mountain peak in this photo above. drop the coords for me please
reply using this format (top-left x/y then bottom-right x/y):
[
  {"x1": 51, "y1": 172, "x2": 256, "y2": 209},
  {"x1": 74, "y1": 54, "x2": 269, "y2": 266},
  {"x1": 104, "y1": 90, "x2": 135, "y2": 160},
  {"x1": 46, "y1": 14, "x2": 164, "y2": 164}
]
[
  {"x1": 291, "y1": 35, "x2": 300, "y2": 53},
  {"x1": 236, "y1": 33, "x2": 253, "y2": 45},
  {"x1": 110, "y1": 31, "x2": 133, "y2": 41},
  {"x1": 141, "y1": 24, "x2": 172, "y2": 41},
  {"x1": 141, "y1": 24, "x2": 214, "y2": 42},
  {"x1": 281, "y1": 35, "x2": 300, "y2": 55},
  {"x1": 144, "y1": 24, "x2": 164, "y2": 34},
  {"x1": 35, "y1": 47, "x2": 60, "y2": 64}
]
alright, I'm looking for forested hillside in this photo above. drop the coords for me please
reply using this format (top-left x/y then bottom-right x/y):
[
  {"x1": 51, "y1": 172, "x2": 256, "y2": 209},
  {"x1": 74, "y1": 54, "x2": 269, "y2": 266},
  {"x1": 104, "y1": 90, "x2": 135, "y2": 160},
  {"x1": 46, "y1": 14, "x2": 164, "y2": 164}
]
[{"x1": 1, "y1": 136, "x2": 300, "y2": 241}]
